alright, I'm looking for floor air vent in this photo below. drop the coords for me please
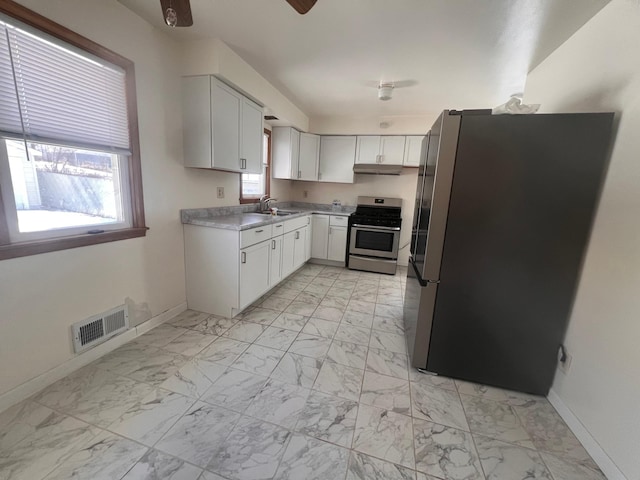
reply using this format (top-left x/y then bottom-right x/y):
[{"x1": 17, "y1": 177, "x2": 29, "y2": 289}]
[{"x1": 72, "y1": 305, "x2": 129, "y2": 353}]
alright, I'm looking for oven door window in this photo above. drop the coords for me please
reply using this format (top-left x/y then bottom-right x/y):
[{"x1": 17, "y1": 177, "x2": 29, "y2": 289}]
[{"x1": 355, "y1": 230, "x2": 395, "y2": 253}]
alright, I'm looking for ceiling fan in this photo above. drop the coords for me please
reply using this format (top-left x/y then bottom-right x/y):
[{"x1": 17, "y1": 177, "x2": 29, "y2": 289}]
[{"x1": 160, "y1": 0, "x2": 318, "y2": 27}]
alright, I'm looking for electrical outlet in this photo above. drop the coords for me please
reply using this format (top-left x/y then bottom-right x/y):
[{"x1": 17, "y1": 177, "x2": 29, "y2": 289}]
[
  {"x1": 217, "y1": 187, "x2": 224, "y2": 199},
  {"x1": 303, "y1": 190, "x2": 308, "y2": 198},
  {"x1": 558, "y1": 346, "x2": 572, "y2": 374}
]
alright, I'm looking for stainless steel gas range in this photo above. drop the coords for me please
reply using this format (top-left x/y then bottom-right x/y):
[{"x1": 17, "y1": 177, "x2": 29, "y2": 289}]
[{"x1": 347, "y1": 196, "x2": 402, "y2": 275}]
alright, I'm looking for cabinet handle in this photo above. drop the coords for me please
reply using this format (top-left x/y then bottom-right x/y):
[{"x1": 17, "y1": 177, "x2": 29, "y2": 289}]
[
  {"x1": 298, "y1": 170, "x2": 301, "y2": 179},
  {"x1": 255, "y1": 229, "x2": 264, "y2": 233},
  {"x1": 329, "y1": 227, "x2": 332, "y2": 235},
  {"x1": 240, "y1": 158, "x2": 247, "y2": 169},
  {"x1": 307, "y1": 217, "x2": 310, "y2": 224},
  {"x1": 275, "y1": 224, "x2": 282, "y2": 228},
  {"x1": 272, "y1": 240, "x2": 276, "y2": 249},
  {"x1": 241, "y1": 252, "x2": 246, "y2": 263},
  {"x1": 318, "y1": 172, "x2": 322, "y2": 180},
  {"x1": 295, "y1": 231, "x2": 300, "y2": 240}
]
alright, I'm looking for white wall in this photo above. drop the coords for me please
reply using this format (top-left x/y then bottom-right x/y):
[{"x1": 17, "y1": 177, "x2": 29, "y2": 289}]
[
  {"x1": 0, "y1": 0, "x2": 288, "y2": 397},
  {"x1": 524, "y1": 1, "x2": 640, "y2": 478},
  {"x1": 182, "y1": 38, "x2": 309, "y2": 132}
]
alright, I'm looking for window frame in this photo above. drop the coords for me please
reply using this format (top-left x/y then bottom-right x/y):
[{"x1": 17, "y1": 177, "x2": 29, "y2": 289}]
[
  {"x1": 0, "y1": 1, "x2": 147, "y2": 261},
  {"x1": 239, "y1": 128, "x2": 271, "y2": 204}
]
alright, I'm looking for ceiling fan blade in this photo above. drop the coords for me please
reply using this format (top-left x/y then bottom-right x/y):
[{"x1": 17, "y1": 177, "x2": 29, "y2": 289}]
[
  {"x1": 159, "y1": 0, "x2": 193, "y2": 27},
  {"x1": 285, "y1": 0, "x2": 317, "y2": 15}
]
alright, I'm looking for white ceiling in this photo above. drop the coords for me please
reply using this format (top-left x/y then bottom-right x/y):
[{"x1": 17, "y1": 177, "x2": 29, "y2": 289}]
[{"x1": 119, "y1": 0, "x2": 608, "y2": 119}]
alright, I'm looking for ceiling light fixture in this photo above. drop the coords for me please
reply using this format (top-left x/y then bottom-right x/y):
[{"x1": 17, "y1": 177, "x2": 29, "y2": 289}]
[
  {"x1": 378, "y1": 83, "x2": 394, "y2": 101},
  {"x1": 165, "y1": 0, "x2": 178, "y2": 27}
]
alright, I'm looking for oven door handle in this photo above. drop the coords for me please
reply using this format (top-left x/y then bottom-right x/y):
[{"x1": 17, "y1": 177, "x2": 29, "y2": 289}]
[{"x1": 352, "y1": 224, "x2": 401, "y2": 232}]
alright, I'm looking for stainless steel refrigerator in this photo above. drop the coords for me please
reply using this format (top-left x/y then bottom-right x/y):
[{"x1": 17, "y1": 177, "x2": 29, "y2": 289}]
[{"x1": 404, "y1": 110, "x2": 614, "y2": 395}]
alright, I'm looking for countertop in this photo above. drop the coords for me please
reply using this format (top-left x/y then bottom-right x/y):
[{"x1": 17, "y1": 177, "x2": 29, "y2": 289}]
[{"x1": 181, "y1": 203, "x2": 354, "y2": 231}]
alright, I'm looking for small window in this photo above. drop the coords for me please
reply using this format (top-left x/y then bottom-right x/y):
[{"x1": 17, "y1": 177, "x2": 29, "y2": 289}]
[
  {"x1": 240, "y1": 129, "x2": 271, "y2": 203},
  {"x1": 0, "y1": 3, "x2": 146, "y2": 260}
]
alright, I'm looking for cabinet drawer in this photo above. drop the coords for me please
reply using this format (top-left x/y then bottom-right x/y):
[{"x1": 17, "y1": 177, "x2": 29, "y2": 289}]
[
  {"x1": 284, "y1": 215, "x2": 310, "y2": 233},
  {"x1": 240, "y1": 225, "x2": 272, "y2": 248},
  {"x1": 272, "y1": 222, "x2": 285, "y2": 236},
  {"x1": 329, "y1": 215, "x2": 349, "y2": 227}
]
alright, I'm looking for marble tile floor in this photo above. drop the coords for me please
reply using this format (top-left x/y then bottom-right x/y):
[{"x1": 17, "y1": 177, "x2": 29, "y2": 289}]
[{"x1": 0, "y1": 265, "x2": 605, "y2": 480}]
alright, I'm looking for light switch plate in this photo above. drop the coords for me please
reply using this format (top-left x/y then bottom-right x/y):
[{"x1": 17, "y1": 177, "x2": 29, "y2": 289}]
[{"x1": 217, "y1": 187, "x2": 224, "y2": 198}]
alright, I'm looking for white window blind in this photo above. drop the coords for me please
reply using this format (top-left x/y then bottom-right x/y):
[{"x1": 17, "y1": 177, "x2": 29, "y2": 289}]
[{"x1": 0, "y1": 18, "x2": 130, "y2": 153}]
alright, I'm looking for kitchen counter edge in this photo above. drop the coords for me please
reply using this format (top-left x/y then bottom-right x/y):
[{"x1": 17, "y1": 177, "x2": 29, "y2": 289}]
[{"x1": 182, "y1": 209, "x2": 352, "y2": 231}]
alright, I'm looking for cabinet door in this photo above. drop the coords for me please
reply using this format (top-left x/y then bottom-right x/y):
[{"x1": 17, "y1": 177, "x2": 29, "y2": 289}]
[
  {"x1": 355, "y1": 136, "x2": 381, "y2": 164},
  {"x1": 304, "y1": 217, "x2": 312, "y2": 261},
  {"x1": 293, "y1": 227, "x2": 306, "y2": 270},
  {"x1": 269, "y1": 235, "x2": 283, "y2": 287},
  {"x1": 182, "y1": 76, "x2": 212, "y2": 168},
  {"x1": 328, "y1": 225, "x2": 347, "y2": 263},
  {"x1": 319, "y1": 136, "x2": 356, "y2": 184},
  {"x1": 298, "y1": 133, "x2": 319, "y2": 181},
  {"x1": 211, "y1": 78, "x2": 242, "y2": 172},
  {"x1": 241, "y1": 97, "x2": 264, "y2": 174},
  {"x1": 311, "y1": 215, "x2": 329, "y2": 259},
  {"x1": 403, "y1": 135, "x2": 424, "y2": 167},
  {"x1": 281, "y1": 231, "x2": 296, "y2": 278},
  {"x1": 239, "y1": 240, "x2": 271, "y2": 309},
  {"x1": 380, "y1": 136, "x2": 406, "y2": 165}
]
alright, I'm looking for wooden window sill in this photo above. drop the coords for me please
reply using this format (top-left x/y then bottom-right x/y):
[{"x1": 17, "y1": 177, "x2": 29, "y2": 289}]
[{"x1": 0, "y1": 227, "x2": 148, "y2": 261}]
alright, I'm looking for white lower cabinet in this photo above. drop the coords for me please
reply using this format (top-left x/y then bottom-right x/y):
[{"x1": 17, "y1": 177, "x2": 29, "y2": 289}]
[
  {"x1": 282, "y1": 230, "x2": 296, "y2": 278},
  {"x1": 310, "y1": 214, "x2": 348, "y2": 265},
  {"x1": 311, "y1": 215, "x2": 329, "y2": 259},
  {"x1": 269, "y1": 235, "x2": 283, "y2": 286},
  {"x1": 184, "y1": 215, "x2": 313, "y2": 318},
  {"x1": 328, "y1": 225, "x2": 348, "y2": 262},
  {"x1": 305, "y1": 220, "x2": 312, "y2": 261},
  {"x1": 240, "y1": 240, "x2": 271, "y2": 310},
  {"x1": 282, "y1": 226, "x2": 307, "y2": 278}
]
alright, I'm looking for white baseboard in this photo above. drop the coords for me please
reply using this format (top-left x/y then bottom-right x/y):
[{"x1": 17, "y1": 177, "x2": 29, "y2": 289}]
[
  {"x1": 547, "y1": 388, "x2": 627, "y2": 480},
  {"x1": 0, "y1": 302, "x2": 187, "y2": 414}
]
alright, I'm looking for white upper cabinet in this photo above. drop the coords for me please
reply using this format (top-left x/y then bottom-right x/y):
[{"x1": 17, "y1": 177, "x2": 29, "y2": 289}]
[
  {"x1": 241, "y1": 97, "x2": 264, "y2": 174},
  {"x1": 355, "y1": 136, "x2": 381, "y2": 164},
  {"x1": 379, "y1": 136, "x2": 406, "y2": 165},
  {"x1": 272, "y1": 127, "x2": 300, "y2": 179},
  {"x1": 298, "y1": 133, "x2": 320, "y2": 181},
  {"x1": 273, "y1": 129, "x2": 319, "y2": 181},
  {"x1": 319, "y1": 136, "x2": 356, "y2": 184},
  {"x1": 356, "y1": 135, "x2": 406, "y2": 165},
  {"x1": 182, "y1": 76, "x2": 263, "y2": 173},
  {"x1": 403, "y1": 135, "x2": 424, "y2": 167}
]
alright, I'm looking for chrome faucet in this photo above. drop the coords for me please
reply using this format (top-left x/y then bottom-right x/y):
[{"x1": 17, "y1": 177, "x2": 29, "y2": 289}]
[{"x1": 259, "y1": 195, "x2": 276, "y2": 212}]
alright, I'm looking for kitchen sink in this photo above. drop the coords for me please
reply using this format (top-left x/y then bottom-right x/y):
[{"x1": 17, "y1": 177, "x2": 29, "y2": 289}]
[{"x1": 257, "y1": 211, "x2": 299, "y2": 216}]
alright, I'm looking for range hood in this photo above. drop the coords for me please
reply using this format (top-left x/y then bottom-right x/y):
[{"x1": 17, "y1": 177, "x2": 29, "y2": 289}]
[{"x1": 353, "y1": 164, "x2": 403, "y2": 175}]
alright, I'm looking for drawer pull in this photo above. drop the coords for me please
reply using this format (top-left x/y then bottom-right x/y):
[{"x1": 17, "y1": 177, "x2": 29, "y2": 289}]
[
  {"x1": 255, "y1": 229, "x2": 264, "y2": 233},
  {"x1": 275, "y1": 225, "x2": 283, "y2": 228}
]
